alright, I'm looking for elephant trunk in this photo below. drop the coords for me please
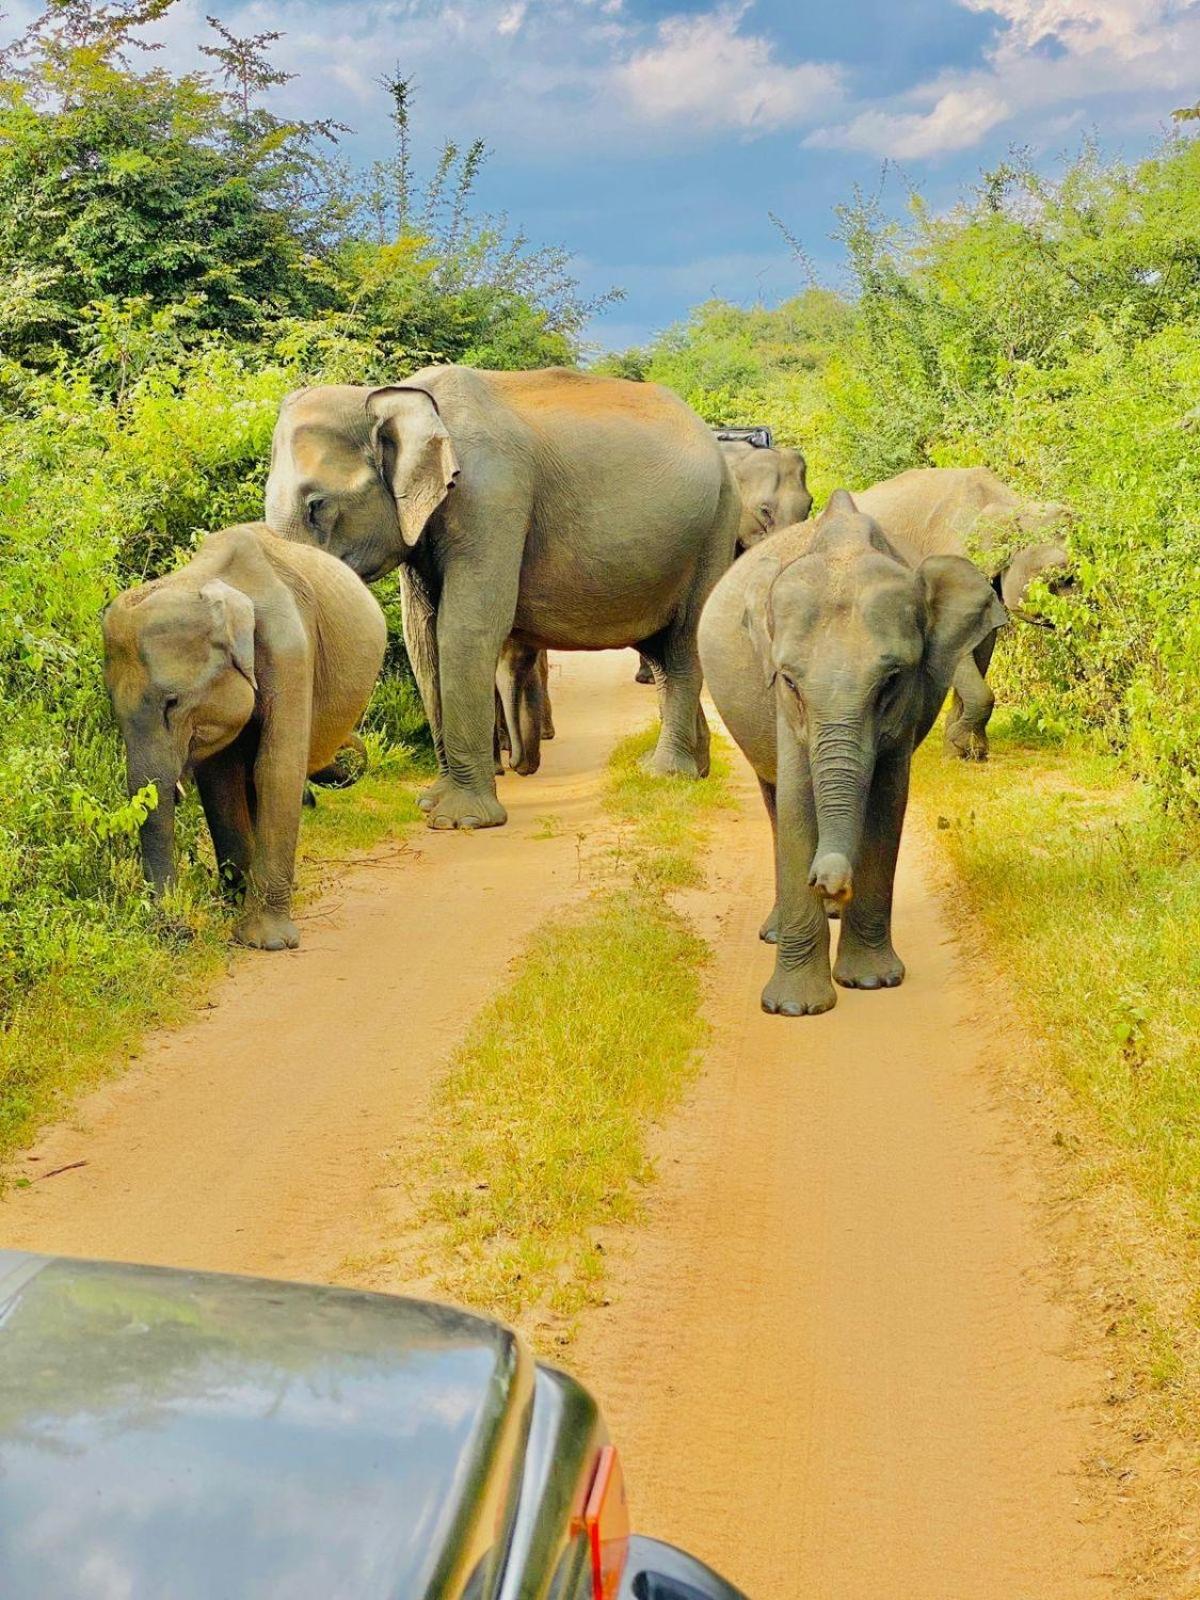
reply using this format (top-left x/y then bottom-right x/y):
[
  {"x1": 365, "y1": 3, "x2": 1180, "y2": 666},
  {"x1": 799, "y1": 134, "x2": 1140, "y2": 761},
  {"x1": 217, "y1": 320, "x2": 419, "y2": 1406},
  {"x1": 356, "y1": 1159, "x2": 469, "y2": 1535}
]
[
  {"x1": 807, "y1": 719, "x2": 872, "y2": 905},
  {"x1": 129, "y1": 751, "x2": 179, "y2": 895}
]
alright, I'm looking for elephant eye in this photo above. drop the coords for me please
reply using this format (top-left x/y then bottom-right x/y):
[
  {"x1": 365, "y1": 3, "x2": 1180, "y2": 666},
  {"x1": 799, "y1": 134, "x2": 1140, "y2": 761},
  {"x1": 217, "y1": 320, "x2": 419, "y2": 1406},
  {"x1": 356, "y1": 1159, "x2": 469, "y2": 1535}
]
[
  {"x1": 780, "y1": 671, "x2": 799, "y2": 694},
  {"x1": 163, "y1": 694, "x2": 180, "y2": 728}
]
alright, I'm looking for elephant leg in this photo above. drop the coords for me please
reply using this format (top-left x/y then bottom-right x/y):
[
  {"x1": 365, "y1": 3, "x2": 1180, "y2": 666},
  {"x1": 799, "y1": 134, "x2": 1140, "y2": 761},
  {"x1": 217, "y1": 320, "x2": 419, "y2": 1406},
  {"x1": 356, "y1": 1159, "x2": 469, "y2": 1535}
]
[
  {"x1": 761, "y1": 740, "x2": 835, "y2": 1017},
  {"x1": 634, "y1": 652, "x2": 655, "y2": 685},
  {"x1": 639, "y1": 618, "x2": 709, "y2": 781},
  {"x1": 420, "y1": 559, "x2": 515, "y2": 831},
  {"x1": 834, "y1": 751, "x2": 909, "y2": 991},
  {"x1": 235, "y1": 684, "x2": 312, "y2": 950},
  {"x1": 758, "y1": 777, "x2": 780, "y2": 944},
  {"x1": 493, "y1": 689, "x2": 507, "y2": 776},
  {"x1": 512, "y1": 645, "x2": 545, "y2": 777},
  {"x1": 497, "y1": 638, "x2": 544, "y2": 776},
  {"x1": 538, "y1": 651, "x2": 555, "y2": 740},
  {"x1": 399, "y1": 566, "x2": 446, "y2": 776},
  {"x1": 497, "y1": 643, "x2": 525, "y2": 774},
  {"x1": 944, "y1": 633, "x2": 997, "y2": 761},
  {"x1": 195, "y1": 744, "x2": 254, "y2": 899}
]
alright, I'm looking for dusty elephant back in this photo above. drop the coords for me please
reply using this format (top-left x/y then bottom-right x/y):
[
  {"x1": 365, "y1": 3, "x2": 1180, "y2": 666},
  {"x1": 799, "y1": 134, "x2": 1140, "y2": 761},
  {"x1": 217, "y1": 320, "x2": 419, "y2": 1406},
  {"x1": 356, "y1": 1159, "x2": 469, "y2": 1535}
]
[
  {"x1": 411, "y1": 365, "x2": 737, "y2": 649},
  {"x1": 853, "y1": 467, "x2": 1018, "y2": 563},
  {"x1": 258, "y1": 532, "x2": 387, "y2": 772}
]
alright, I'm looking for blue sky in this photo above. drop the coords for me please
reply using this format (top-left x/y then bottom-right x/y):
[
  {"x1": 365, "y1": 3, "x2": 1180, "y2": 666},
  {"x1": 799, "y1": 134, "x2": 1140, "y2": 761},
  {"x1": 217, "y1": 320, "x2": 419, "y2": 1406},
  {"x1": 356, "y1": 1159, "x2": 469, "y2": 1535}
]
[{"x1": 8, "y1": 0, "x2": 1198, "y2": 347}]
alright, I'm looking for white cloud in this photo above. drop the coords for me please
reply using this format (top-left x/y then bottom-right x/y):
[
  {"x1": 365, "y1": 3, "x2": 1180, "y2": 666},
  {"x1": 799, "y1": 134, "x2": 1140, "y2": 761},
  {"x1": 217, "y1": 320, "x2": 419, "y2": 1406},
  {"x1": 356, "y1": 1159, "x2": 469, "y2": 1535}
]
[
  {"x1": 496, "y1": 3, "x2": 528, "y2": 35},
  {"x1": 812, "y1": 0, "x2": 1200, "y2": 158},
  {"x1": 618, "y1": 4, "x2": 842, "y2": 132},
  {"x1": 811, "y1": 84, "x2": 1012, "y2": 159},
  {"x1": 960, "y1": 0, "x2": 1177, "y2": 61}
]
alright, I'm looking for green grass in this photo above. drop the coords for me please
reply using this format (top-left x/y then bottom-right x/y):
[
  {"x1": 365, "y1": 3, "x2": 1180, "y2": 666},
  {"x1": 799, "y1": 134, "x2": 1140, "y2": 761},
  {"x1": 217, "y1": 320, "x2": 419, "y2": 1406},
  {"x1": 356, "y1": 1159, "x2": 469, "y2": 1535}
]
[
  {"x1": 912, "y1": 715, "x2": 1200, "y2": 1245},
  {"x1": 412, "y1": 727, "x2": 732, "y2": 1344},
  {"x1": 912, "y1": 712, "x2": 1200, "y2": 1544},
  {"x1": 0, "y1": 736, "x2": 432, "y2": 1179}
]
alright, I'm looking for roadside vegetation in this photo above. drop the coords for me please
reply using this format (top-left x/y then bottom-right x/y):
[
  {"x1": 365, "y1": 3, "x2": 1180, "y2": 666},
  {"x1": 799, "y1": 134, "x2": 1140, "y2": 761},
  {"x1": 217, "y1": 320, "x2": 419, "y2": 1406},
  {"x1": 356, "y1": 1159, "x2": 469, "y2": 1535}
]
[
  {"x1": 411, "y1": 730, "x2": 732, "y2": 1348},
  {"x1": 0, "y1": 1, "x2": 608, "y2": 1156},
  {"x1": 603, "y1": 124, "x2": 1200, "y2": 1575}
]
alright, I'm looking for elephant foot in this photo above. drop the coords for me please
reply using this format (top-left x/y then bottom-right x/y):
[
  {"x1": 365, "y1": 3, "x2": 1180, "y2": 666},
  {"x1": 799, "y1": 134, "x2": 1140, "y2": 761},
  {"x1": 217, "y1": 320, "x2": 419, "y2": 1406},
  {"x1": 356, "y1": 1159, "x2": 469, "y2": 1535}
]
[
  {"x1": 511, "y1": 755, "x2": 540, "y2": 777},
  {"x1": 634, "y1": 663, "x2": 655, "y2": 686},
  {"x1": 641, "y1": 745, "x2": 701, "y2": 780},
  {"x1": 761, "y1": 963, "x2": 837, "y2": 1018},
  {"x1": 759, "y1": 906, "x2": 779, "y2": 944},
  {"x1": 302, "y1": 785, "x2": 317, "y2": 809},
  {"x1": 235, "y1": 908, "x2": 300, "y2": 951},
  {"x1": 833, "y1": 940, "x2": 905, "y2": 991},
  {"x1": 424, "y1": 782, "x2": 507, "y2": 832},
  {"x1": 945, "y1": 723, "x2": 989, "y2": 761}
]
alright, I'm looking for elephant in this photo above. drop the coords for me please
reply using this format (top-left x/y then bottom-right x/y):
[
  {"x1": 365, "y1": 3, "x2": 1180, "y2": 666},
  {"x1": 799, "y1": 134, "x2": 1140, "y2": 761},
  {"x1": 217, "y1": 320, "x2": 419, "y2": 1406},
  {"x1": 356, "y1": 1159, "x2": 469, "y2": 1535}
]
[
  {"x1": 852, "y1": 467, "x2": 1072, "y2": 759},
  {"x1": 264, "y1": 367, "x2": 740, "y2": 830},
  {"x1": 634, "y1": 439, "x2": 813, "y2": 686},
  {"x1": 721, "y1": 439, "x2": 814, "y2": 550},
  {"x1": 103, "y1": 522, "x2": 386, "y2": 950},
  {"x1": 698, "y1": 491, "x2": 1006, "y2": 1017},
  {"x1": 495, "y1": 641, "x2": 554, "y2": 776}
]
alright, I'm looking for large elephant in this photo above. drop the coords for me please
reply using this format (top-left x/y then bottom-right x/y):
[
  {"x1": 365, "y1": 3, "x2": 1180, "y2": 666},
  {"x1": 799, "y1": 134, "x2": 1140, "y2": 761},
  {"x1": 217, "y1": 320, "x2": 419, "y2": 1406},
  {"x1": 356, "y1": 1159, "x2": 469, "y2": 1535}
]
[
  {"x1": 265, "y1": 367, "x2": 740, "y2": 829},
  {"x1": 698, "y1": 492, "x2": 1006, "y2": 1017},
  {"x1": 634, "y1": 439, "x2": 813, "y2": 685},
  {"x1": 103, "y1": 523, "x2": 386, "y2": 950},
  {"x1": 852, "y1": 466, "x2": 1071, "y2": 759}
]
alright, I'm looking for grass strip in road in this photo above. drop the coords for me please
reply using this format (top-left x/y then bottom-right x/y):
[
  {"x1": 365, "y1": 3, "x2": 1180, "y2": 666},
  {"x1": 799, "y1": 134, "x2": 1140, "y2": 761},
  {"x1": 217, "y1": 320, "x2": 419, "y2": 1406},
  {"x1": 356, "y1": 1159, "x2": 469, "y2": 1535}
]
[
  {"x1": 911, "y1": 715, "x2": 1200, "y2": 1587},
  {"x1": 415, "y1": 729, "x2": 731, "y2": 1343}
]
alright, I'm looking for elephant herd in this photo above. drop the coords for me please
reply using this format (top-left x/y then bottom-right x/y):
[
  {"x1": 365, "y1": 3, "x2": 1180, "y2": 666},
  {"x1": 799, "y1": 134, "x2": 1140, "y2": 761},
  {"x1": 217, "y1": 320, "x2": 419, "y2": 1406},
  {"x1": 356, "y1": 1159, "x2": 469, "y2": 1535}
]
[{"x1": 102, "y1": 363, "x2": 1072, "y2": 1012}]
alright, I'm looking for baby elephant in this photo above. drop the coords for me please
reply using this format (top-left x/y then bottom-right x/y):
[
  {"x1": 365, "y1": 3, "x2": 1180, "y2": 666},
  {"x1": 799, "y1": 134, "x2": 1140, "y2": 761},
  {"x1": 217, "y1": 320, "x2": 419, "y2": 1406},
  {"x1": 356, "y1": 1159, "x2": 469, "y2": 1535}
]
[
  {"x1": 103, "y1": 523, "x2": 386, "y2": 950},
  {"x1": 699, "y1": 492, "x2": 1006, "y2": 1017}
]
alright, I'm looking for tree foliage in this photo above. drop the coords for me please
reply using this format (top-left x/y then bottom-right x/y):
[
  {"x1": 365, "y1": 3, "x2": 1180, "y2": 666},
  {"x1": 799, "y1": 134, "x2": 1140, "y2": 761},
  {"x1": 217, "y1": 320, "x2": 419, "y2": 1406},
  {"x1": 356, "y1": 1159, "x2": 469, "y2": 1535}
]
[{"x1": 0, "y1": 0, "x2": 612, "y2": 1070}]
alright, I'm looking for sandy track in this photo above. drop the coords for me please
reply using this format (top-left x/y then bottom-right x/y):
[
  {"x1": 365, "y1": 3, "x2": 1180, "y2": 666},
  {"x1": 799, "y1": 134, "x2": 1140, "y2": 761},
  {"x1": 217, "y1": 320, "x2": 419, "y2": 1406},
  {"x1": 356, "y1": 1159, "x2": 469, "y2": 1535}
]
[
  {"x1": 2, "y1": 654, "x2": 1123, "y2": 1596},
  {"x1": 0, "y1": 651, "x2": 646, "y2": 1281},
  {"x1": 572, "y1": 753, "x2": 1120, "y2": 1598}
]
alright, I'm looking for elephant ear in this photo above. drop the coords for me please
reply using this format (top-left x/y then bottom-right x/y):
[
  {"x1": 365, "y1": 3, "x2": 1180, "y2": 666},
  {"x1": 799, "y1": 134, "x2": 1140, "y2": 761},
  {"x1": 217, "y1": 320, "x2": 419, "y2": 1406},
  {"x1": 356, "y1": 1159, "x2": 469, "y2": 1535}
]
[
  {"x1": 918, "y1": 554, "x2": 1008, "y2": 708},
  {"x1": 201, "y1": 580, "x2": 257, "y2": 690},
  {"x1": 740, "y1": 551, "x2": 785, "y2": 687},
  {"x1": 367, "y1": 385, "x2": 461, "y2": 548}
]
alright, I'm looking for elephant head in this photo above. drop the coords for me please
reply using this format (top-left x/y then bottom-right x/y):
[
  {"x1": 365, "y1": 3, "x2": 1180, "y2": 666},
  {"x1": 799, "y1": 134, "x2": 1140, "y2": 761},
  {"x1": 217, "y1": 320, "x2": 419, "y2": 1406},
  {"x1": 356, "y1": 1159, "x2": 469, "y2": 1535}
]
[
  {"x1": 749, "y1": 492, "x2": 1006, "y2": 904},
  {"x1": 103, "y1": 580, "x2": 258, "y2": 892},
  {"x1": 1000, "y1": 538, "x2": 1074, "y2": 615},
  {"x1": 264, "y1": 384, "x2": 460, "y2": 582},
  {"x1": 721, "y1": 441, "x2": 813, "y2": 549}
]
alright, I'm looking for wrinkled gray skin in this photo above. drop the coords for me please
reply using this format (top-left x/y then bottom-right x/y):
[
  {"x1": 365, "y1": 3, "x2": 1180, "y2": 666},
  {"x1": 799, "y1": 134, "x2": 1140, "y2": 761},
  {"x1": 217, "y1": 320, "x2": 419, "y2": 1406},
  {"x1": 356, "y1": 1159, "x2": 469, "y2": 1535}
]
[
  {"x1": 699, "y1": 492, "x2": 1007, "y2": 1017},
  {"x1": 853, "y1": 467, "x2": 1071, "y2": 760},
  {"x1": 721, "y1": 440, "x2": 814, "y2": 549},
  {"x1": 265, "y1": 367, "x2": 739, "y2": 829},
  {"x1": 635, "y1": 440, "x2": 812, "y2": 685},
  {"x1": 103, "y1": 524, "x2": 386, "y2": 950},
  {"x1": 495, "y1": 643, "x2": 554, "y2": 776}
]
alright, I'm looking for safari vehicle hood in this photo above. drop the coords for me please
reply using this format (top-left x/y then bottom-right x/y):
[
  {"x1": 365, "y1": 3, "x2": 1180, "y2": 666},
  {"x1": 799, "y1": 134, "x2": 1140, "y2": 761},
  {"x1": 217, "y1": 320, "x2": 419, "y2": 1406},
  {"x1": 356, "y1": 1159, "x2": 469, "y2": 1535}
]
[{"x1": 0, "y1": 1252, "x2": 560, "y2": 1600}]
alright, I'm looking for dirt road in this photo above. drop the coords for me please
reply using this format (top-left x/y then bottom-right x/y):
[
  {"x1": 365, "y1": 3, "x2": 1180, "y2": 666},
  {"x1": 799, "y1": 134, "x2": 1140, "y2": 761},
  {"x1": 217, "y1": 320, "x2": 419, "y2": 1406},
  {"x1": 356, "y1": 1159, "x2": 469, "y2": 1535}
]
[
  {"x1": 1, "y1": 652, "x2": 1119, "y2": 1597},
  {"x1": 0, "y1": 651, "x2": 643, "y2": 1281},
  {"x1": 573, "y1": 759, "x2": 1120, "y2": 1598}
]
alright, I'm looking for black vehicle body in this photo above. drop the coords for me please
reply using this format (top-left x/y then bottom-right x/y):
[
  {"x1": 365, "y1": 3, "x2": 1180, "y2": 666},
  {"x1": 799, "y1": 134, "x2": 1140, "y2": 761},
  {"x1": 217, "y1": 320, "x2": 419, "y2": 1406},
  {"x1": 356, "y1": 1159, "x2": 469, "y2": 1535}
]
[
  {"x1": 712, "y1": 426, "x2": 774, "y2": 449},
  {"x1": 0, "y1": 1252, "x2": 747, "y2": 1600}
]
